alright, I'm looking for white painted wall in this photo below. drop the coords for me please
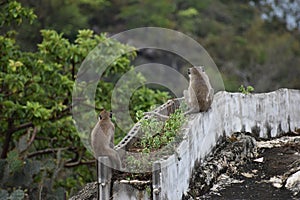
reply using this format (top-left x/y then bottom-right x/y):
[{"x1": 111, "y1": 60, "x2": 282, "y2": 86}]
[
  {"x1": 113, "y1": 89, "x2": 300, "y2": 200},
  {"x1": 113, "y1": 182, "x2": 150, "y2": 200}
]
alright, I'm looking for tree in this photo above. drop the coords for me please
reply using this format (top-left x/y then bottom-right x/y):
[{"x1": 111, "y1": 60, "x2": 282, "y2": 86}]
[
  {"x1": 190, "y1": 0, "x2": 300, "y2": 91},
  {"x1": 0, "y1": 1, "x2": 169, "y2": 198}
]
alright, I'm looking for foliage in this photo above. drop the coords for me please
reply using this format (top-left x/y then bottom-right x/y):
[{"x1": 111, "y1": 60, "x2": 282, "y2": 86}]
[
  {"x1": 15, "y1": 0, "x2": 109, "y2": 50},
  {"x1": 195, "y1": 1, "x2": 300, "y2": 92},
  {"x1": 239, "y1": 85, "x2": 254, "y2": 94},
  {"x1": 0, "y1": 1, "x2": 169, "y2": 198},
  {"x1": 7, "y1": 0, "x2": 300, "y2": 92},
  {"x1": 139, "y1": 108, "x2": 186, "y2": 152},
  {"x1": 126, "y1": 107, "x2": 186, "y2": 172},
  {"x1": 2, "y1": 0, "x2": 300, "y2": 198},
  {"x1": 0, "y1": 0, "x2": 36, "y2": 27},
  {"x1": 118, "y1": 0, "x2": 176, "y2": 28}
]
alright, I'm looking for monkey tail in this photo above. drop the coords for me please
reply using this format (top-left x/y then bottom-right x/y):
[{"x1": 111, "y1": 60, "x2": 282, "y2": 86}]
[{"x1": 107, "y1": 148, "x2": 122, "y2": 170}]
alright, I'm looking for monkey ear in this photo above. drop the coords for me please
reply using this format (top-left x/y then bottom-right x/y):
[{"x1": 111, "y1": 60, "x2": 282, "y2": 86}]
[
  {"x1": 98, "y1": 114, "x2": 102, "y2": 120},
  {"x1": 187, "y1": 68, "x2": 191, "y2": 75},
  {"x1": 109, "y1": 111, "x2": 113, "y2": 118}
]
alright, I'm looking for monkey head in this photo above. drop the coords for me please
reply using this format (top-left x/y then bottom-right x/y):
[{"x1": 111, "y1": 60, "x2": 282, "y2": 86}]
[
  {"x1": 188, "y1": 66, "x2": 205, "y2": 77},
  {"x1": 98, "y1": 109, "x2": 112, "y2": 120}
]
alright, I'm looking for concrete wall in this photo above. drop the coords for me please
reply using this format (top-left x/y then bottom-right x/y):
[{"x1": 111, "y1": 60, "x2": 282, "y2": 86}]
[
  {"x1": 113, "y1": 89, "x2": 300, "y2": 200},
  {"x1": 113, "y1": 182, "x2": 151, "y2": 200}
]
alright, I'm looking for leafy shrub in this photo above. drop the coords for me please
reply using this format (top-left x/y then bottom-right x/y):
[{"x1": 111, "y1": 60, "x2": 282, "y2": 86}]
[{"x1": 0, "y1": 1, "x2": 170, "y2": 198}]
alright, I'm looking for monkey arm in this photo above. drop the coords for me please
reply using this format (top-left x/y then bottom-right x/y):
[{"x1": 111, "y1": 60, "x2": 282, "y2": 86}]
[
  {"x1": 109, "y1": 128, "x2": 114, "y2": 148},
  {"x1": 183, "y1": 90, "x2": 190, "y2": 105},
  {"x1": 110, "y1": 137, "x2": 114, "y2": 148}
]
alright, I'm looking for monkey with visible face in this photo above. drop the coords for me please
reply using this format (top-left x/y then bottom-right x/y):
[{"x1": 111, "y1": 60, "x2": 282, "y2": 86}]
[
  {"x1": 183, "y1": 66, "x2": 214, "y2": 114},
  {"x1": 91, "y1": 109, "x2": 121, "y2": 169}
]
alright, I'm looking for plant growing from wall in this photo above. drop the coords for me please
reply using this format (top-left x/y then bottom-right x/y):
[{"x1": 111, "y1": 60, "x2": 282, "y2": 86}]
[
  {"x1": 139, "y1": 108, "x2": 185, "y2": 152},
  {"x1": 125, "y1": 106, "x2": 186, "y2": 173},
  {"x1": 239, "y1": 85, "x2": 254, "y2": 94}
]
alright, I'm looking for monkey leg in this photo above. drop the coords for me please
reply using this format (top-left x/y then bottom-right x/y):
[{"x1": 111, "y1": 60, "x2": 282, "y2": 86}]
[
  {"x1": 183, "y1": 106, "x2": 199, "y2": 115},
  {"x1": 183, "y1": 90, "x2": 191, "y2": 106}
]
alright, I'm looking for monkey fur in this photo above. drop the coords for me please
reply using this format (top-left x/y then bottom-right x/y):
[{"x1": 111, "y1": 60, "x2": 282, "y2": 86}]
[
  {"x1": 183, "y1": 66, "x2": 214, "y2": 114},
  {"x1": 91, "y1": 109, "x2": 121, "y2": 169},
  {"x1": 145, "y1": 66, "x2": 214, "y2": 119}
]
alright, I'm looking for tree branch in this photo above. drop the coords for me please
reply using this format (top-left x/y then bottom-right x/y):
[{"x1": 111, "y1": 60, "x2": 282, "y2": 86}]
[
  {"x1": 27, "y1": 147, "x2": 69, "y2": 158},
  {"x1": 64, "y1": 159, "x2": 96, "y2": 168},
  {"x1": 20, "y1": 126, "x2": 38, "y2": 155},
  {"x1": 1, "y1": 120, "x2": 34, "y2": 158},
  {"x1": 16, "y1": 122, "x2": 34, "y2": 132},
  {"x1": 28, "y1": 126, "x2": 38, "y2": 146},
  {"x1": 1, "y1": 119, "x2": 13, "y2": 158}
]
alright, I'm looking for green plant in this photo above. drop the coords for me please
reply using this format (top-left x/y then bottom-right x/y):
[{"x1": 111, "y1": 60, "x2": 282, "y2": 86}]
[
  {"x1": 145, "y1": 186, "x2": 152, "y2": 197},
  {"x1": 125, "y1": 106, "x2": 186, "y2": 173},
  {"x1": 239, "y1": 85, "x2": 254, "y2": 94},
  {"x1": 0, "y1": 1, "x2": 171, "y2": 198},
  {"x1": 139, "y1": 108, "x2": 185, "y2": 152}
]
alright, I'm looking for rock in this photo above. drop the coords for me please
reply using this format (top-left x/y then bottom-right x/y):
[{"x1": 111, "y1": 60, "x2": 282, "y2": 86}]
[
  {"x1": 253, "y1": 157, "x2": 264, "y2": 163},
  {"x1": 241, "y1": 172, "x2": 255, "y2": 178},
  {"x1": 270, "y1": 176, "x2": 283, "y2": 188},
  {"x1": 285, "y1": 171, "x2": 300, "y2": 196}
]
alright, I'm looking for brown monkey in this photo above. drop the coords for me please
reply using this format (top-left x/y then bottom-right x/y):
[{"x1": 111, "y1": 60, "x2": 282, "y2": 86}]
[
  {"x1": 183, "y1": 66, "x2": 214, "y2": 114},
  {"x1": 145, "y1": 66, "x2": 214, "y2": 119},
  {"x1": 91, "y1": 109, "x2": 121, "y2": 169}
]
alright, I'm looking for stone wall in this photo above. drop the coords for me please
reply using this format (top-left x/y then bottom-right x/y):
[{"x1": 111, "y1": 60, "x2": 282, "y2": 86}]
[
  {"x1": 71, "y1": 89, "x2": 300, "y2": 200},
  {"x1": 155, "y1": 89, "x2": 300, "y2": 199}
]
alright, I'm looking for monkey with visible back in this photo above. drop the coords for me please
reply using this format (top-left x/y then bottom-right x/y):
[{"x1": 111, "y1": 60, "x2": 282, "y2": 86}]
[
  {"x1": 145, "y1": 66, "x2": 214, "y2": 119},
  {"x1": 183, "y1": 66, "x2": 214, "y2": 114},
  {"x1": 91, "y1": 109, "x2": 121, "y2": 169}
]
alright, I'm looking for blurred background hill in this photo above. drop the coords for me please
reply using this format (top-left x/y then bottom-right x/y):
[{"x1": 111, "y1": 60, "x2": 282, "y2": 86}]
[{"x1": 14, "y1": 0, "x2": 300, "y2": 91}]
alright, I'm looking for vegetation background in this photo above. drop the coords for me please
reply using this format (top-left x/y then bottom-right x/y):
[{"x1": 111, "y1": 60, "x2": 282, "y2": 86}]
[{"x1": 1, "y1": 0, "x2": 299, "y2": 199}]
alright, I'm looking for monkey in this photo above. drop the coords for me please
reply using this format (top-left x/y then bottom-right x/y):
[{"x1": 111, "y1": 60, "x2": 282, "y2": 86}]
[
  {"x1": 144, "y1": 66, "x2": 214, "y2": 120},
  {"x1": 183, "y1": 66, "x2": 214, "y2": 114},
  {"x1": 91, "y1": 109, "x2": 121, "y2": 169}
]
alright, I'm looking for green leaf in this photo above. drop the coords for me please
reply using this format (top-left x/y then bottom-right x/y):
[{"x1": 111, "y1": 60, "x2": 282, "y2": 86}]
[
  {"x1": 3, "y1": 100, "x2": 15, "y2": 108},
  {"x1": 178, "y1": 8, "x2": 199, "y2": 18},
  {"x1": 247, "y1": 86, "x2": 254, "y2": 92}
]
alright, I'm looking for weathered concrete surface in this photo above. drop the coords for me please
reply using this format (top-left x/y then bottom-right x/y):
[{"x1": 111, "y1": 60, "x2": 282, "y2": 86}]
[
  {"x1": 156, "y1": 89, "x2": 300, "y2": 200},
  {"x1": 70, "y1": 89, "x2": 300, "y2": 200},
  {"x1": 113, "y1": 181, "x2": 151, "y2": 200},
  {"x1": 188, "y1": 135, "x2": 300, "y2": 199},
  {"x1": 286, "y1": 171, "x2": 300, "y2": 195},
  {"x1": 182, "y1": 133, "x2": 258, "y2": 199}
]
